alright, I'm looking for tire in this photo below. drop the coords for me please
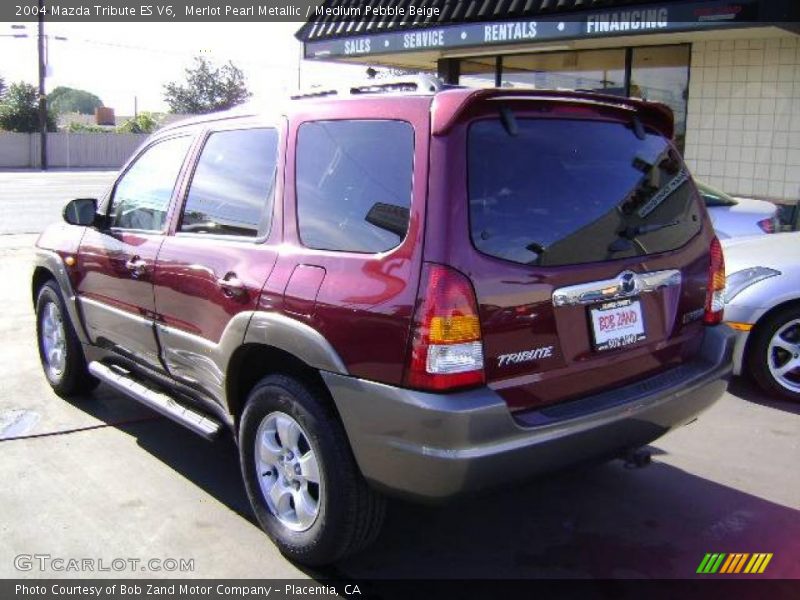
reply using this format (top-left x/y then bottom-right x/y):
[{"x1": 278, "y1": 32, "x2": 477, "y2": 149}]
[
  {"x1": 35, "y1": 280, "x2": 99, "y2": 397},
  {"x1": 239, "y1": 374, "x2": 385, "y2": 565},
  {"x1": 747, "y1": 305, "x2": 800, "y2": 402}
]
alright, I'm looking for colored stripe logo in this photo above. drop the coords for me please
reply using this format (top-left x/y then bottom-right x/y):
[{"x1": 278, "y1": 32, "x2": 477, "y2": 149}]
[{"x1": 697, "y1": 553, "x2": 773, "y2": 574}]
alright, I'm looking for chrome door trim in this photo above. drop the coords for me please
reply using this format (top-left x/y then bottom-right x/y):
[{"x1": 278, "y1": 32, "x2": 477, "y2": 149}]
[{"x1": 552, "y1": 269, "x2": 682, "y2": 307}]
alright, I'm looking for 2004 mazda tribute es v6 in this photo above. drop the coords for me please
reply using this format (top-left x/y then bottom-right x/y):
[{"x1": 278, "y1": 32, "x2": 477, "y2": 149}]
[{"x1": 32, "y1": 77, "x2": 734, "y2": 565}]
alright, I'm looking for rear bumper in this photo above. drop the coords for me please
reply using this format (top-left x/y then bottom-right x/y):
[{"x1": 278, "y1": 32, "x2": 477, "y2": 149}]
[{"x1": 323, "y1": 326, "x2": 734, "y2": 502}]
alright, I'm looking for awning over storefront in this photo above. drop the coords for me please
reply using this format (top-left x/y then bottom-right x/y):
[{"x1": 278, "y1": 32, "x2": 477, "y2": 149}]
[{"x1": 297, "y1": 0, "x2": 799, "y2": 62}]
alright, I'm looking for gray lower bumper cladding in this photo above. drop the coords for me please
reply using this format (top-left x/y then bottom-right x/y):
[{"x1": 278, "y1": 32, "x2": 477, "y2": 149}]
[{"x1": 323, "y1": 326, "x2": 735, "y2": 501}]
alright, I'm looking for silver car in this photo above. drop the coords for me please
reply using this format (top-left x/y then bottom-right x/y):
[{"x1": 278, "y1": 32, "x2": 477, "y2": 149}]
[
  {"x1": 698, "y1": 181, "x2": 780, "y2": 238},
  {"x1": 723, "y1": 232, "x2": 800, "y2": 401}
]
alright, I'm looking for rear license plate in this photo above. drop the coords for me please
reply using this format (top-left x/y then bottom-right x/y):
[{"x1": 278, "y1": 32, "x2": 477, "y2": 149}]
[{"x1": 590, "y1": 298, "x2": 646, "y2": 352}]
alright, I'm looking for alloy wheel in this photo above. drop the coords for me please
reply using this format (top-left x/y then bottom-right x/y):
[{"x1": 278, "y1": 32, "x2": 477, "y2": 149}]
[
  {"x1": 254, "y1": 411, "x2": 321, "y2": 531},
  {"x1": 767, "y1": 318, "x2": 800, "y2": 394},
  {"x1": 41, "y1": 301, "x2": 67, "y2": 380}
]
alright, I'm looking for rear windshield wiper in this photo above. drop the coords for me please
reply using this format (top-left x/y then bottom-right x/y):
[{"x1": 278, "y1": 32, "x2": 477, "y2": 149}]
[
  {"x1": 609, "y1": 219, "x2": 680, "y2": 253},
  {"x1": 620, "y1": 218, "x2": 681, "y2": 239}
]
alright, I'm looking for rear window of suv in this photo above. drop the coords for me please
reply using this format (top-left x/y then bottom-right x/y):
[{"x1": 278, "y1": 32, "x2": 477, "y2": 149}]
[{"x1": 468, "y1": 117, "x2": 701, "y2": 267}]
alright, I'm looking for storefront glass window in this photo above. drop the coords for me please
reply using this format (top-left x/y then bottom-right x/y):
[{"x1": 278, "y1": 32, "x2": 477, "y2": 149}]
[
  {"x1": 500, "y1": 49, "x2": 626, "y2": 94},
  {"x1": 630, "y1": 45, "x2": 691, "y2": 152},
  {"x1": 459, "y1": 56, "x2": 497, "y2": 88},
  {"x1": 458, "y1": 44, "x2": 691, "y2": 153}
]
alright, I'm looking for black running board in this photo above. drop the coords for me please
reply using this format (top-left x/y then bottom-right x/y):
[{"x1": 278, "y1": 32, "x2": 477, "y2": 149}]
[{"x1": 88, "y1": 361, "x2": 222, "y2": 440}]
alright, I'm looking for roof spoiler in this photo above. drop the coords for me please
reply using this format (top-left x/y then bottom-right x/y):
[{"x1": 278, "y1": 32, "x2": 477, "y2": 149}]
[{"x1": 431, "y1": 88, "x2": 675, "y2": 139}]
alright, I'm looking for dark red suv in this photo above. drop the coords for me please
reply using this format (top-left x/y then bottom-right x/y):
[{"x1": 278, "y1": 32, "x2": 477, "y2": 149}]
[{"x1": 33, "y1": 78, "x2": 734, "y2": 565}]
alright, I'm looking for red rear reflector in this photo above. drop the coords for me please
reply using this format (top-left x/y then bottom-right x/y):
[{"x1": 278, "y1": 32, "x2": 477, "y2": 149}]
[
  {"x1": 405, "y1": 263, "x2": 485, "y2": 391},
  {"x1": 704, "y1": 237, "x2": 725, "y2": 325}
]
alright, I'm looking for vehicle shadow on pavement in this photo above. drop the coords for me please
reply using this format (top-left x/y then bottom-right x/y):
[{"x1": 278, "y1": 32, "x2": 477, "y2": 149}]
[
  {"x1": 728, "y1": 376, "x2": 800, "y2": 416},
  {"x1": 128, "y1": 421, "x2": 255, "y2": 522},
  {"x1": 74, "y1": 384, "x2": 800, "y2": 580},
  {"x1": 66, "y1": 386, "x2": 256, "y2": 524},
  {"x1": 336, "y1": 462, "x2": 800, "y2": 579}
]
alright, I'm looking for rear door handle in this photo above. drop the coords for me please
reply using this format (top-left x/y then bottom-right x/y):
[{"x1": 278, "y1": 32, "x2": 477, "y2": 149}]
[
  {"x1": 125, "y1": 256, "x2": 147, "y2": 278},
  {"x1": 217, "y1": 272, "x2": 245, "y2": 297}
]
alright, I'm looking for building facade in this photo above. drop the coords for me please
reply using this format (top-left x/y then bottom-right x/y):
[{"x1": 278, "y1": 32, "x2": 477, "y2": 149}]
[{"x1": 297, "y1": 0, "x2": 800, "y2": 201}]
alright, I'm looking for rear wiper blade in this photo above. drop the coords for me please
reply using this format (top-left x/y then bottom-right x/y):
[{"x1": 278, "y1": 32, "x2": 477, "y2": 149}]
[
  {"x1": 608, "y1": 219, "x2": 680, "y2": 253},
  {"x1": 619, "y1": 218, "x2": 681, "y2": 239}
]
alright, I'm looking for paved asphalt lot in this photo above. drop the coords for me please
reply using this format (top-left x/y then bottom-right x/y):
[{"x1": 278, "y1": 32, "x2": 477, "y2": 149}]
[
  {"x1": 0, "y1": 170, "x2": 116, "y2": 235},
  {"x1": 0, "y1": 171, "x2": 798, "y2": 580}
]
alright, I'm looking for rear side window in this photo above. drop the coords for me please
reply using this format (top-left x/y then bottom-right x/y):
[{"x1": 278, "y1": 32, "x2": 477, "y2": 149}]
[
  {"x1": 180, "y1": 128, "x2": 278, "y2": 237},
  {"x1": 468, "y1": 118, "x2": 701, "y2": 267},
  {"x1": 296, "y1": 120, "x2": 414, "y2": 253}
]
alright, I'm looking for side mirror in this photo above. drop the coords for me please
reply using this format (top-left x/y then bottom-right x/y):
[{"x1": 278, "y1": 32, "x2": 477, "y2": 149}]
[{"x1": 63, "y1": 198, "x2": 98, "y2": 227}]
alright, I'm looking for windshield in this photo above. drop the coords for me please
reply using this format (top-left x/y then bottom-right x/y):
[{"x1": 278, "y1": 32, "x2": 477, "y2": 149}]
[{"x1": 468, "y1": 117, "x2": 702, "y2": 267}]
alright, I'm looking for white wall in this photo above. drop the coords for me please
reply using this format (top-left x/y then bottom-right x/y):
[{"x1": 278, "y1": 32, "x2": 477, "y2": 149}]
[
  {"x1": 684, "y1": 34, "x2": 800, "y2": 201},
  {"x1": 0, "y1": 133, "x2": 146, "y2": 169}
]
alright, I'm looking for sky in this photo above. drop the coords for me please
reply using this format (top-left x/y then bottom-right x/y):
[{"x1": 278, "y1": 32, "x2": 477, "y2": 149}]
[{"x1": 0, "y1": 22, "x2": 368, "y2": 116}]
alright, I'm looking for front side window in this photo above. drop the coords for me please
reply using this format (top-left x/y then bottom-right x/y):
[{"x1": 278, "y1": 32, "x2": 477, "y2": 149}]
[
  {"x1": 180, "y1": 128, "x2": 279, "y2": 237},
  {"x1": 108, "y1": 135, "x2": 192, "y2": 231},
  {"x1": 469, "y1": 117, "x2": 701, "y2": 267},
  {"x1": 296, "y1": 120, "x2": 414, "y2": 253}
]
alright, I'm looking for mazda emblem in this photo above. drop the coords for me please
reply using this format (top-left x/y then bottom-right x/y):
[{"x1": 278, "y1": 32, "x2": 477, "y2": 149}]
[{"x1": 620, "y1": 272, "x2": 637, "y2": 294}]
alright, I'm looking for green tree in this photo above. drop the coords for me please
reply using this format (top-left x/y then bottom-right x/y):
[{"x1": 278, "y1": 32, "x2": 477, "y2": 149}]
[
  {"x1": 163, "y1": 56, "x2": 251, "y2": 114},
  {"x1": 116, "y1": 112, "x2": 160, "y2": 134},
  {"x1": 63, "y1": 122, "x2": 108, "y2": 133},
  {"x1": 48, "y1": 86, "x2": 103, "y2": 115},
  {"x1": 0, "y1": 82, "x2": 56, "y2": 132},
  {"x1": 0, "y1": 75, "x2": 6, "y2": 99}
]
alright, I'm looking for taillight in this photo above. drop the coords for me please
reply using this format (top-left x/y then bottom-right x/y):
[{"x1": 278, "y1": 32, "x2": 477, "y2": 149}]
[
  {"x1": 704, "y1": 237, "x2": 726, "y2": 325},
  {"x1": 757, "y1": 217, "x2": 776, "y2": 234},
  {"x1": 405, "y1": 263, "x2": 485, "y2": 391}
]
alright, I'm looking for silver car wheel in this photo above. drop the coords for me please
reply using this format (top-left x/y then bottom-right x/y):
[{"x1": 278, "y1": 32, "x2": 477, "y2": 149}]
[
  {"x1": 254, "y1": 411, "x2": 321, "y2": 532},
  {"x1": 41, "y1": 301, "x2": 67, "y2": 380},
  {"x1": 767, "y1": 318, "x2": 800, "y2": 393}
]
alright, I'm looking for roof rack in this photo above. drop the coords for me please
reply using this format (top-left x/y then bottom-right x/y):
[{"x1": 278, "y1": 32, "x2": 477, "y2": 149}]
[{"x1": 291, "y1": 74, "x2": 447, "y2": 100}]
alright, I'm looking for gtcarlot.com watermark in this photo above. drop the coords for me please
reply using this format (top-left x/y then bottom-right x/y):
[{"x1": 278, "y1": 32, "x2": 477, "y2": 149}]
[{"x1": 14, "y1": 554, "x2": 195, "y2": 573}]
